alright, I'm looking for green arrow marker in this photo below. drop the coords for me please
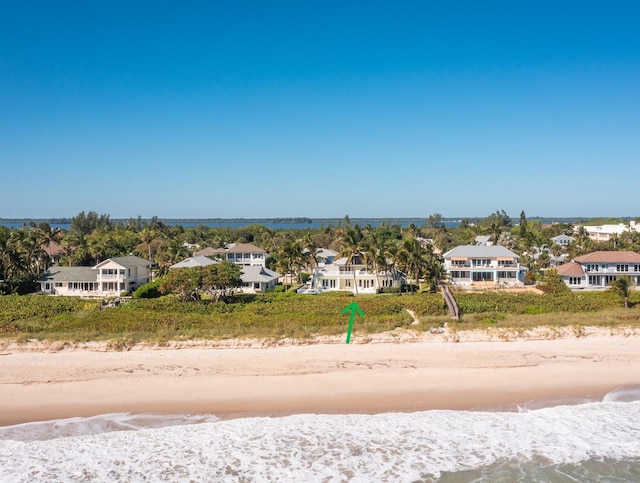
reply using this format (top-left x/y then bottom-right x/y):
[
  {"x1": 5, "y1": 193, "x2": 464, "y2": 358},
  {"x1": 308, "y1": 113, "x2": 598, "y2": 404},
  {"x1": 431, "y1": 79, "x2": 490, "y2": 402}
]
[{"x1": 342, "y1": 301, "x2": 364, "y2": 344}]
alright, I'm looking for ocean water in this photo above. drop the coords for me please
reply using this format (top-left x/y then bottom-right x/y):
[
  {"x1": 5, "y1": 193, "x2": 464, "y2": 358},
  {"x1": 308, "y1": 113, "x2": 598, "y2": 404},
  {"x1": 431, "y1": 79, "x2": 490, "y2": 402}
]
[{"x1": 1, "y1": 387, "x2": 640, "y2": 482}]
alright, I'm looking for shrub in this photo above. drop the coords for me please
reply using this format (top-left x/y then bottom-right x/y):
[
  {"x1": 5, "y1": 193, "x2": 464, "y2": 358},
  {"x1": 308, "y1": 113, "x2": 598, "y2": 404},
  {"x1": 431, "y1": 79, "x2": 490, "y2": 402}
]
[{"x1": 133, "y1": 280, "x2": 163, "y2": 299}]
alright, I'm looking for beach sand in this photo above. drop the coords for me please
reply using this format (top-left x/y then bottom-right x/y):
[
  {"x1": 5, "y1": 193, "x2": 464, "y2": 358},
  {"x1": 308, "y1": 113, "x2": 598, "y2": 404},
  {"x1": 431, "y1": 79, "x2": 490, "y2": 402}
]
[{"x1": 1, "y1": 327, "x2": 640, "y2": 426}]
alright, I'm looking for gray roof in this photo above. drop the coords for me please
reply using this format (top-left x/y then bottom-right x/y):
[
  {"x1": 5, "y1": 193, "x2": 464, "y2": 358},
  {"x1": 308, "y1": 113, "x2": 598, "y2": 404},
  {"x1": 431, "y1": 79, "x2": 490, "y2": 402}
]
[
  {"x1": 551, "y1": 234, "x2": 574, "y2": 242},
  {"x1": 39, "y1": 266, "x2": 98, "y2": 283},
  {"x1": 170, "y1": 256, "x2": 217, "y2": 269},
  {"x1": 443, "y1": 245, "x2": 519, "y2": 259},
  {"x1": 240, "y1": 266, "x2": 280, "y2": 283},
  {"x1": 95, "y1": 256, "x2": 150, "y2": 269}
]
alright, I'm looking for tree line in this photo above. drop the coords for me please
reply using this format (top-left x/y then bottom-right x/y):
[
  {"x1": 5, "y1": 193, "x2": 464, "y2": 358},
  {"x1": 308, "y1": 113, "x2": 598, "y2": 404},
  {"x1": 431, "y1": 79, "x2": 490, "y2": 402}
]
[{"x1": 2, "y1": 209, "x2": 640, "y2": 295}]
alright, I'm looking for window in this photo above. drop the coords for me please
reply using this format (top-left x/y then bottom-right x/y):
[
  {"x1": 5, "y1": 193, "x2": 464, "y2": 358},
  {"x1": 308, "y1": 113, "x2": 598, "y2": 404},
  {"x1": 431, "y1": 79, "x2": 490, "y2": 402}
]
[
  {"x1": 451, "y1": 260, "x2": 466, "y2": 267},
  {"x1": 569, "y1": 277, "x2": 581, "y2": 285},
  {"x1": 616, "y1": 264, "x2": 629, "y2": 272},
  {"x1": 472, "y1": 259, "x2": 491, "y2": 267}
]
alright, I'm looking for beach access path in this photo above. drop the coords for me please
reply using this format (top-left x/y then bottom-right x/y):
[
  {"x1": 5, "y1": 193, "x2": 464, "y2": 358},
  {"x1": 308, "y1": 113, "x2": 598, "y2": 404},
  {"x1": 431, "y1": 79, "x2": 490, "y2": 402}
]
[{"x1": 1, "y1": 329, "x2": 640, "y2": 425}]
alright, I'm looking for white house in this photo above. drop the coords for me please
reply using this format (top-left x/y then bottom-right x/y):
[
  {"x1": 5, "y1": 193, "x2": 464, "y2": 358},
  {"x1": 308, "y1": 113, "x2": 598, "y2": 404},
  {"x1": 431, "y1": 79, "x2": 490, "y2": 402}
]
[
  {"x1": 39, "y1": 256, "x2": 152, "y2": 297},
  {"x1": 556, "y1": 251, "x2": 640, "y2": 290},
  {"x1": 299, "y1": 254, "x2": 404, "y2": 295},
  {"x1": 551, "y1": 234, "x2": 574, "y2": 246},
  {"x1": 240, "y1": 266, "x2": 281, "y2": 293},
  {"x1": 169, "y1": 256, "x2": 280, "y2": 294},
  {"x1": 578, "y1": 222, "x2": 638, "y2": 242},
  {"x1": 196, "y1": 243, "x2": 268, "y2": 267},
  {"x1": 443, "y1": 245, "x2": 526, "y2": 287}
]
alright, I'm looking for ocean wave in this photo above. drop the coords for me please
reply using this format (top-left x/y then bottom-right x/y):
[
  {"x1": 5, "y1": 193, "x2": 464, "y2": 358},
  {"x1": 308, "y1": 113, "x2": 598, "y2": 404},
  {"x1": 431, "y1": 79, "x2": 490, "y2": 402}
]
[{"x1": 1, "y1": 398, "x2": 640, "y2": 482}]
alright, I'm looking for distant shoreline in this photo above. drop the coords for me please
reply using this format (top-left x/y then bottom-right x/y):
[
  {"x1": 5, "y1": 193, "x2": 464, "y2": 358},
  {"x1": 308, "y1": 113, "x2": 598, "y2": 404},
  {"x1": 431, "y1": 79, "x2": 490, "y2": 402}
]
[{"x1": 0, "y1": 215, "x2": 611, "y2": 227}]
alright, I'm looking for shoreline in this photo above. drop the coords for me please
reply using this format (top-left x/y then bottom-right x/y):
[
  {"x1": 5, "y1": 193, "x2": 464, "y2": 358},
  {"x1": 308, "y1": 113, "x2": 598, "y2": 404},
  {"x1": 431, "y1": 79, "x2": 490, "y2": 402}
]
[{"x1": 2, "y1": 328, "x2": 640, "y2": 426}]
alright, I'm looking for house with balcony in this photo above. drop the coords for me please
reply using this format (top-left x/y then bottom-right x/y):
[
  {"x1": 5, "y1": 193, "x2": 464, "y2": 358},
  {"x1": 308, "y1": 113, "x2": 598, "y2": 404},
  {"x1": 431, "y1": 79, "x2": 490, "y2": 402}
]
[
  {"x1": 39, "y1": 256, "x2": 152, "y2": 297},
  {"x1": 196, "y1": 243, "x2": 268, "y2": 267},
  {"x1": 556, "y1": 251, "x2": 640, "y2": 290},
  {"x1": 299, "y1": 253, "x2": 404, "y2": 295},
  {"x1": 443, "y1": 245, "x2": 526, "y2": 287}
]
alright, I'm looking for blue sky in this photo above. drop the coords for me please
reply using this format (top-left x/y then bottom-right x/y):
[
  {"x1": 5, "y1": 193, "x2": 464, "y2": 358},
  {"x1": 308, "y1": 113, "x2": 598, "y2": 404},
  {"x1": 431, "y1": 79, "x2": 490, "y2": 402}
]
[{"x1": 1, "y1": 1, "x2": 639, "y2": 219}]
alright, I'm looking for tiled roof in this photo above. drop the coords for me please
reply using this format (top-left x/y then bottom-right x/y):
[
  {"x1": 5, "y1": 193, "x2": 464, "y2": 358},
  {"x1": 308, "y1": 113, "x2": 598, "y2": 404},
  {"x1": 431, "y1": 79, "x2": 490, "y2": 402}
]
[
  {"x1": 555, "y1": 262, "x2": 585, "y2": 277},
  {"x1": 574, "y1": 251, "x2": 640, "y2": 263},
  {"x1": 227, "y1": 243, "x2": 267, "y2": 254}
]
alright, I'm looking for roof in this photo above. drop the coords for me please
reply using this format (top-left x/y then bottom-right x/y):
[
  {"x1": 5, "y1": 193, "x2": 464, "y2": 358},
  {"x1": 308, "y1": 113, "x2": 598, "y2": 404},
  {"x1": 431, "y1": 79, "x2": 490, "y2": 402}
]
[
  {"x1": 94, "y1": 256, "x2": 150, "y2": 269},
  {"x1": 44, "y1": 241, "x2": 65, "y2": 257},
  {"x1": 555, "y1": 262, "x2": 585, "y2": 277},
  {"x1": 39, "y1": 266, "x2": 98, "y2": 282},
  {"x1": 227, "y1": 243, "x2": 267, "y2": 254},
  {"x1": 551, "y1": 234, "x2": 574, "y2": 242},
  {"x1": 574, "y1": 251, "x2": 640, "y2": 264},
  {"x1": 443, "y1": 245, "x2": 519, "y2": 259},
  {"x1": 240, "y1": 266, "x2": 280, "y2": 283},
  {"x1": 195, "y1": 247, "x2": 227, "y2": 257},
  {"x1": 170, "y1": 256, "x2": 217, "y2": 269}
]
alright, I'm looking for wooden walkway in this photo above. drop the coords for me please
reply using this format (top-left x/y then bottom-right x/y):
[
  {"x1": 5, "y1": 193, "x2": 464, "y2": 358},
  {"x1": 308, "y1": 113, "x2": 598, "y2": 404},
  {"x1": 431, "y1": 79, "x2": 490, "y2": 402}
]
[{"x1": 440, "y1": 284, "x2": 460, "y2": 320}]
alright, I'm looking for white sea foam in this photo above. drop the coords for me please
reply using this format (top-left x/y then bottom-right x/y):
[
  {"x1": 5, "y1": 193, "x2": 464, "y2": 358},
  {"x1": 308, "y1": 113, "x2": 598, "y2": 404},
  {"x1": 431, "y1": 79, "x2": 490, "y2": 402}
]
[{"x1": 1, "y1": 399, "x2": 640, "y2": 482}]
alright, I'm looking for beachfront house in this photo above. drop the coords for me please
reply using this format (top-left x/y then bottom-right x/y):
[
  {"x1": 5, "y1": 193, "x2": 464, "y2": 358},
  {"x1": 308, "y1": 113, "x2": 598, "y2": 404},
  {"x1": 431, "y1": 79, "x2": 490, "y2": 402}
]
[
  {"x1": 556, "y1": 251, "x2": 640, "y2": 290},
  {"x1": 39, "y1": 256, "x2": 152, "y2": 297},
  {"x1": 239, "y1": 266, "x2": 281, "y2": 293},
  {"x1": 169, "y1": 256, "x2": 281, "y2": 294},
  {"x1": 443, "y1": 245, "x2": 526, "y2": 288},
  {"x1": 299, "y1": 254, "x2": 404, "y2": 295}
]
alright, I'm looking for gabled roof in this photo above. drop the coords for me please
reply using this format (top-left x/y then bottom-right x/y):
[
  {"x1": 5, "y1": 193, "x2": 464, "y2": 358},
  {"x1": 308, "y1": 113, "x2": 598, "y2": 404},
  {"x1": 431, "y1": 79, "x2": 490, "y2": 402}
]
[
  {"x1": 555, "y1": 262, "x2": 585, "y2": 277},
  {"x1": 39, "y1": 266, "x2": 98, "y2": 282},
  {"x1": 574, "y1": 251, "x2": 640, "y2": 264},
  {"x1": 227, "y1": 243, "x2": 267, "y2": 254},
  {"x1": 170, "y1": 256, "x2": 217, "y2": 269},
  {"x1": 94, "y1": 256, "x2": 150, "y2": 269},
  {"x1": 240, "y1": 266, "x2": 280, "y2": 283},
  {"x1": 443, "y1": 245, "x2": 518, "y2": 259},
  {"x1": 551, "y1": 234, "x2": 574, "y2": 242}
]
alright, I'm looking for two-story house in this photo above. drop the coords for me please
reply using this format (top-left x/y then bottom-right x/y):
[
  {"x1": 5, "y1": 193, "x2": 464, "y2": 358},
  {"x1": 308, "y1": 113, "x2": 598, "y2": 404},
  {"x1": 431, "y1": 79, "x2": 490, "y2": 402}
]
[
  {"x1": 196, "y1": 243, "x2": 268, "y2": 267},
  {"x1": 300, "y1": 253, "x2": 404, "y2": 295},
  {"x1": 39, "y1": 256, "x2": 152, "y2": 297},
  {"x1": 556, "y1": 251, "x2": 640, "y2": 290},
  {"x1": 443, "y1": 245, "x2": 526, "y2": 287}
]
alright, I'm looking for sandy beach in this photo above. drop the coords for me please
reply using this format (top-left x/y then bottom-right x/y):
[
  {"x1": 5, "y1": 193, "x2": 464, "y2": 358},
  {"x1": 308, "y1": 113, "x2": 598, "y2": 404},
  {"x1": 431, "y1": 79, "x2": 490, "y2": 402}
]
[{"x1": 2, "y1": 328, "x2": 640, "y2": 426}]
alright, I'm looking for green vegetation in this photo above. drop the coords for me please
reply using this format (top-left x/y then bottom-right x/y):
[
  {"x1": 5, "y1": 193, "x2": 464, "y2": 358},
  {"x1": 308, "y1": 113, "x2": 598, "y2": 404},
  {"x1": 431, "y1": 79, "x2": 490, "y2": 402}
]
[{"x1": 1, "y1": 290, "x2": 639, "y2": 346}]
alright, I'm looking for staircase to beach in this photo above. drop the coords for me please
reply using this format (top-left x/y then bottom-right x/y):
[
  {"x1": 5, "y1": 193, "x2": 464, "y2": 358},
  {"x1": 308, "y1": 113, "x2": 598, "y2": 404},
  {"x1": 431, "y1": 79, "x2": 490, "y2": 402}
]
[{"x1": 441, "y1": 284, "x2": 460, "y2": 320}]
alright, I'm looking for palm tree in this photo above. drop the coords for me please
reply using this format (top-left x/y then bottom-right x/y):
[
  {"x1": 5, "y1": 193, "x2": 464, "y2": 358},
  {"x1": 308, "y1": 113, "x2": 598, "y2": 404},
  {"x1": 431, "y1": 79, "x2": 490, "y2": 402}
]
[
  {"x1": 610, "y1": 277, "x2": 630, "y2": 308},
  {"x1": 338, "y1": 225, "x2": 365, "y2": 295}
]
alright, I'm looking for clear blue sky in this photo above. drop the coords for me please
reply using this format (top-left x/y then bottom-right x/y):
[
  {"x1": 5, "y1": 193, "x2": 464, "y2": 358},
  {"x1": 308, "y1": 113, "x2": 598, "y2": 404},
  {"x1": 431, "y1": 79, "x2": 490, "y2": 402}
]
[{"x1": 1, "y1": 1, "x2": 639, "y2": 219}]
